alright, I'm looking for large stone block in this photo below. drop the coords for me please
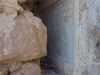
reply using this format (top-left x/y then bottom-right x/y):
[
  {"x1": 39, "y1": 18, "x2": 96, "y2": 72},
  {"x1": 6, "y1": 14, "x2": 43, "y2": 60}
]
[{"x1": 0, "y1": 10, "x2": 47, "y2": 64}]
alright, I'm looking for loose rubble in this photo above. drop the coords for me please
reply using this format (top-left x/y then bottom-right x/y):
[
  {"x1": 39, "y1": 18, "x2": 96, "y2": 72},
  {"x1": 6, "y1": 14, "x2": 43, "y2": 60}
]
[
  {"x1": 40, "y1": 59, "x2": 59, "y2": 75},
  {"x1": 10, "y1": 62, "x2": 41, "y2": 75},
  {"x1": 41, "y1": 69, "x2": 59, "y2": 75}
]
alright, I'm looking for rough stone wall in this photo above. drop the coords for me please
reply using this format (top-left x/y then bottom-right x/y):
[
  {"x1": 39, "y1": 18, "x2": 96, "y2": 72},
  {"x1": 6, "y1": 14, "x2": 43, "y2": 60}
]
[{"x1": 78, "y1": 0, "x2": 100, "y2": 75}]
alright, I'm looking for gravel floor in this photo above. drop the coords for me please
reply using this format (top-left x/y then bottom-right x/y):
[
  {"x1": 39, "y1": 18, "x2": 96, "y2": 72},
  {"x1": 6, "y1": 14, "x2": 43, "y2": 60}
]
[
  {"x1": 41, "y1": 62, "x2": 59, "y2": 75},
  {"x1": 41, "y1": 68, "x2": 59, "y2": 75}
]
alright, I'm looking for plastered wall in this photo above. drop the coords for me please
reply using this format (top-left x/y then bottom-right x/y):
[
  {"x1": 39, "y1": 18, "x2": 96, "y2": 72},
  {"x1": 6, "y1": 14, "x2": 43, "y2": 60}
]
[
  {"x1": 38, "y1": 0, "x2": 76, "y2": 75},
  {"x1": 38, "y1": 0, "x2": 100, "y2": 75}
]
